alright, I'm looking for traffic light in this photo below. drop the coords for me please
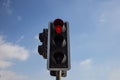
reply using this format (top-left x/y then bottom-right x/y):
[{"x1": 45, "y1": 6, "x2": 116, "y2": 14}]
[
  {"x1": 38, "y1": 29, "x2": 48, "y2": 59},
  {"x1": 47, "y1": 19, "x2": 70, "y2": 71}
]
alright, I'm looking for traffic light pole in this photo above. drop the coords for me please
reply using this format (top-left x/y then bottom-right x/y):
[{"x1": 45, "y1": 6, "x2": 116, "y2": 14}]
[{"x1": 56, "y1": 71, "x2": 61, "y2": 80}]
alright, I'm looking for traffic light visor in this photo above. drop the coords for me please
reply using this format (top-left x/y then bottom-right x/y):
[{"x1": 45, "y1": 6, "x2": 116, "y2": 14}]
[{"x1": 53, "y1": 19, "x2": 64, "y2": 26}]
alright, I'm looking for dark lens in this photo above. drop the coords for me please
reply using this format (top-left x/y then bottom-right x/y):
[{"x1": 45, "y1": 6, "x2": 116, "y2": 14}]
[
  {"x1": 54, "y1": 35, "x2": 63, "y2": 46},
  {"x1": 53, "y1": 52, "x2": 64, "y2": 64}
]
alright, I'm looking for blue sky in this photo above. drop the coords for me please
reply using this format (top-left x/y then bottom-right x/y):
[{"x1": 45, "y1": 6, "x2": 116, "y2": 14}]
[{"x1": 0, "y1": 0, "x2": 120, "y2": 80}]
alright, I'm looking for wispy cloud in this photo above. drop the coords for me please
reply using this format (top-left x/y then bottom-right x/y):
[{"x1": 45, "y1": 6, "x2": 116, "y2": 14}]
[
  {"x1": 69, "y1": 1, "x2": 120, "y2": 80},
  {"x1": 34, "y1": 35, "x2": 39, "y2": 41},
  {"x1": 80, "y1": 58, "x2": 92, "y2": 65},
  {"x1": 0, "y1": 35, "x2": 29, "y2": 69},
  {"x1": 0, "y1": 0, "x2": 13, "y2": 15},
  {"x1": 0, "y1": 60, "x2": 13, "y2": 69},
  {"x1": 16, "y1": 35, "x2": 24, "y2": 43},
  {"x1": 75, "y1": 0, "x2": 120, "y2": 60},
  {"x1": 17, "y1": 16, "x2": 23, "y2": 21},
  {"x1": 0, "y1": 70, "x2": 28, "y2": 80},
  {"x1": 109, "y1": 69, "x2": 120, "y2": 80},
  {"x1": 66, "y1": 60, "x2": 120, "y2": 80}
]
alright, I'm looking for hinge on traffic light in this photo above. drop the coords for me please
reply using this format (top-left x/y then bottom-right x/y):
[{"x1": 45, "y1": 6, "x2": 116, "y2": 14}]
[{"x1": 50, "y1": 70, "x2": 67, "y2": 77}]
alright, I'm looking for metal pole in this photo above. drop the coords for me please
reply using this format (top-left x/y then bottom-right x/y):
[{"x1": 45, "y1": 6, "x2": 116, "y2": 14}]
[{"x1": 56, "y1": 71, "x2": 61, "y2": 80}]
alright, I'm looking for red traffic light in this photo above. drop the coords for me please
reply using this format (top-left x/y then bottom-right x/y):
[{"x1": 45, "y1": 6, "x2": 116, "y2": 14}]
[
  {"x1": 55, "y1": 25, "x2": 62, "y2": 34},
  {"x1": 54, "y1": 19, "x2": 64, "y2": 34}
]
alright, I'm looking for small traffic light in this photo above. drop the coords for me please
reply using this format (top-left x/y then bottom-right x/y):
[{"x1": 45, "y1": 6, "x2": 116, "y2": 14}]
[
  {"x1": 47, "y1": 19, "x2": 70, "y2": 71},
  {"x1": 38, "y1": 29, "x2": 48, "y2": 59}
]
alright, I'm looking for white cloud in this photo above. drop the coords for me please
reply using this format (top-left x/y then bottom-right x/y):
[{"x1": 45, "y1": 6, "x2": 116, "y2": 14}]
[
  {"x1": 0, "y1": 70, "x2": 28, "y2": 80},
  {"x1": 0, "y1": 60, "x2": 13, "y2": 69},
  {"x1": 109, "y1": 69, "x2": 120, "y2": 80},
  {"x1": 0, "y1": 35, "x2": 29, "y2": 69},
  {"x1": 80, "y1": 59, "x2": 92, "y2": 65},
  {"x1": 0, "y1": 42, "x2": 29, "y2": 61}
]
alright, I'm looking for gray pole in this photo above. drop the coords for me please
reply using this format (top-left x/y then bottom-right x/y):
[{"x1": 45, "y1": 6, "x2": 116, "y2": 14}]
[{"x1": 56, "y1": 71, "x2": 61, "y2": 80}]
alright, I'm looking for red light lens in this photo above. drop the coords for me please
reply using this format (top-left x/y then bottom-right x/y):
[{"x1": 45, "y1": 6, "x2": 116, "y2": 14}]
[
  {"x1": 55, "y1": 25, "x2": 62, "y2": 34},
  {"x1": 54, "y1": 19, "x2": 64, "y2": 34}
]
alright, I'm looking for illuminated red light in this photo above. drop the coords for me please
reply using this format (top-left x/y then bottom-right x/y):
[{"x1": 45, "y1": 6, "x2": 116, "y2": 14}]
[
  {"x1": 55, "y1": 25, "x2": 62, "y2": 34},
  {"x1": 54, "y1": 19, "x2": 64, "y2": 34}
]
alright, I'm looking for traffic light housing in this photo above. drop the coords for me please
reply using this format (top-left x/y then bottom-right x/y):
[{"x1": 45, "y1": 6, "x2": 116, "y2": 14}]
[
  {"x1": 47, "y1": 19, "x2": 70, "y2": 71},
  {"x1": 38, "y1": 29, "x2": 48, "y2": 59}
]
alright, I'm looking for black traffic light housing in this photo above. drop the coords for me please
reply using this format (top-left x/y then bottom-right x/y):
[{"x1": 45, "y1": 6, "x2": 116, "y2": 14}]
[
  {"x1": 38, "y1": 29, "x2": 48, "y2": 59},
  {"x1": 47, "y1": 19, "x2": 70, "y2": 71}
]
